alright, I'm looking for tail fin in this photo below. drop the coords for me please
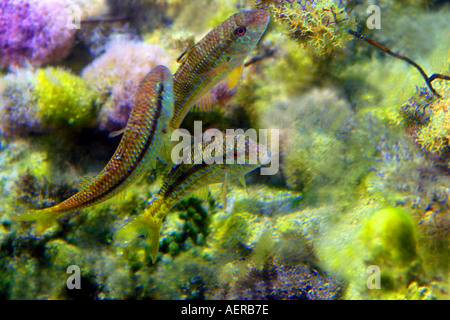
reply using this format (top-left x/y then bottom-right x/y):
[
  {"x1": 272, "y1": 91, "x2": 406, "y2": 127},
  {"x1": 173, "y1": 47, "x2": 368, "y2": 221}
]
[
  {"x1": 14, "y1": 208, "x2": 60, "y2": 234},
  {"x1": 114, "y1": 213, "x2": 163, "y2": 263}
]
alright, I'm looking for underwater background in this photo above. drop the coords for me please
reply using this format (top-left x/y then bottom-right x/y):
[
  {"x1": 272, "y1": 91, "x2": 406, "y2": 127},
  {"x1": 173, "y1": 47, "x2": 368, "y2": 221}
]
[{"x1": 0, "y1": 0, "x2": 449, "y2": 300}]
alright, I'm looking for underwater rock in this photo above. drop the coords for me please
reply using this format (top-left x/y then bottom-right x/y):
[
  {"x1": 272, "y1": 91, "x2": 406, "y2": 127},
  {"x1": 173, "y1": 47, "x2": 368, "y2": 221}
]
[
  {"x1": 34, "y1": 67, "x2": 98, "y2": 128},
  {"x1": 0, "y1": 67, "x2": 98, "y2": 136},
  {"x1": 361, "y1": 207, "x2": 419, "y2": 268},
  {"x1": 211, "y1": 260, "x2": 342, "y2": 300}
]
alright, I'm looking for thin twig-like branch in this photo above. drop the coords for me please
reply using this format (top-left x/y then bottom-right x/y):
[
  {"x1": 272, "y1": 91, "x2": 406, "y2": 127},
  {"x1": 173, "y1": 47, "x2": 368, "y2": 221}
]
[
  {"x1": 244, "y1": 48, "x2": 276, "y2": 67},
  {"x1": 348, "y1": 29, "x2": 449, "y2": 98}
]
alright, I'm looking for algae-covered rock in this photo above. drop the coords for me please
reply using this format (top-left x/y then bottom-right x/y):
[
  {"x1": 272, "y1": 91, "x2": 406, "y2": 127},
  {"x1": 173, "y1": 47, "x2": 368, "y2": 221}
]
[
  {"x1": 45, "y1": 239, "x2": 85, "y2": 269},
  {"x1": 361, "y1": 207, "x2": 418, "y2": 268},
  {"x1": 35, "y1": 67, "x2": 98, "y2": 128}
]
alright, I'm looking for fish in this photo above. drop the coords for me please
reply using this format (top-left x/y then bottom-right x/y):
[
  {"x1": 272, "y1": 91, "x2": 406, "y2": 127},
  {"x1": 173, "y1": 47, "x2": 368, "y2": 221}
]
[
  {"x1": 18, "y1": 65, "x2": 174, "y2": 233},
  {"x1": 114, "y1": 133, "x2": 270, "y2": 263},
  {"x1": 169, "y1": 9, "x2": 270, "y2": 130}
]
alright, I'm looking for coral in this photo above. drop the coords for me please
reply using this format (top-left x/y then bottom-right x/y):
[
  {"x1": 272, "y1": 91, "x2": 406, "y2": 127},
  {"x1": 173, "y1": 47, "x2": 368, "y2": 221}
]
[
  {"x1": 213, "y1": 212, "x2": 255, "y2": 259},
  {"x1": 150, "y1": 252, "x2": 214, "y2": 299},
  {"x1": 34, "y1": 67, "x2": 98, "y2": 128},
  {"x1": 1, "y1": 67, "x2": 97, "y2": 135},
  {"x1": 400, "y1": 81, "x2": 450, "y2": 157},
  {"x1": 81, "y1": 36, "x2": 170, "y2": 132},
  {"x1": 0, "y1": 69, "x2": 42, "y2": 137},
  {"x1": 159, "y1": 198, "x2": 211, "y2": 258},
  {"x1": 0, "y1": 0, "x2": 79, "y2": 68},
  {"x1": 14, "y1": 170, "x2": 77, "y2": 213},
  {"x1": 255, "y1": 0, "x2": 355, "y2": 56}
]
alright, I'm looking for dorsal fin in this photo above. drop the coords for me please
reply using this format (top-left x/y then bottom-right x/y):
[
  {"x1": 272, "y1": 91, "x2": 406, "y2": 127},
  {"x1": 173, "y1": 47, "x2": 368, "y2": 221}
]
[
  {"x1": 177, "y1": 45, "x2": 196, "y2": 64},
  {"x1": 75, "y1": 175, "x2": 95, "y2": 190},
  {"x1": 239, "y1": 176, "x2": 249, "y2": 196}
]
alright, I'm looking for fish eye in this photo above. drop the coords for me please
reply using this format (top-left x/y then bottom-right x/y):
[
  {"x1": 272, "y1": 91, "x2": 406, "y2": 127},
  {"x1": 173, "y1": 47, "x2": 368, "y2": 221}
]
[{"x1": 234, "y1": 26, "x2": 247, "y2": 36}]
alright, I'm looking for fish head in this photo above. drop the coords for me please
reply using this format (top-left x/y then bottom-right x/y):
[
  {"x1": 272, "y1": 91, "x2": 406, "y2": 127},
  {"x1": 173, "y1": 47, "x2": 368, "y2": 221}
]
[{"x1": 219, "y1": 10, "x2": 270, "y2": 62}]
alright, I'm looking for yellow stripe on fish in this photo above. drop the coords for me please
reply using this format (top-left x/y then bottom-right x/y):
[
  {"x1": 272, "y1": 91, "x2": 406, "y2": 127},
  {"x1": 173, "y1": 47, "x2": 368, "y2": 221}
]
[
  {"x1": 169, "y1": 10, "x2": 269, "y2": 130},
  {"x1": 114, "y1": 134, "x2": 270, "y2": 263},
  {"x1": 18, "y1": 65, "x2": 174, "y2": 233}
]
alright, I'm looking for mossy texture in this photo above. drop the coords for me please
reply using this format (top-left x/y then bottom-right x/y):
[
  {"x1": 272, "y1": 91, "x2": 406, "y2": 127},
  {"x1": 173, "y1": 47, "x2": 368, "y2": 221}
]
[{"x1": 34, "y1": 67, "x2": 97, "y2": 128}]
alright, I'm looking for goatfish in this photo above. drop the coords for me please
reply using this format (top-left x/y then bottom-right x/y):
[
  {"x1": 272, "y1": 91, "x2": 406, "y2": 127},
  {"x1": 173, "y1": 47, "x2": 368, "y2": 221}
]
[
  {"x1": 115, "y1": 134, "x2": 270, "y2": 263},
  {"x1": 169, "y1": 9, "x2": 269, "y2": 130},
  {"x1": 18, "y1": 65, "x2": 174, "y2": 233}
]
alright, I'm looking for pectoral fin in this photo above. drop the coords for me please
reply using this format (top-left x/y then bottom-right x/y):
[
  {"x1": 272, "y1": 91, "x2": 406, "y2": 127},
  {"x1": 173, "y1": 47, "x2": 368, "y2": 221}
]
[
  {"x1": 108, "y1": 128, "x2": 126, "y2": 138},
  {"x1": 194, "y1": 63, "x2": 243, "y2": 112},
  {"x1": 195, "y1": 91, "x2": 213, "y2": 111},
  {"x1": 225, "y1": 63, "x2": 244, "y2": 90},
  {"x1": 75, "y1": 175, "x2": 95, "y2": 190},
  {"x1": 192, "y1": 186, "x2": 210, "y2": 201}
]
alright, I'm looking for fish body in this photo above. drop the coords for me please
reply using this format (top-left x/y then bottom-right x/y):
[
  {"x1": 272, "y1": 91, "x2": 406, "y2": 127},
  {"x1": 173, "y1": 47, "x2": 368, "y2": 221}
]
[
  {"x1": 19, "y1": 65, "x2": 174, "y2": 232},
  {"x1": 169, "y1": 10, "x2": 269, "y2": 130},
  {"x1": 115, "y1": 134, "x2": 270, "y2": 262}
]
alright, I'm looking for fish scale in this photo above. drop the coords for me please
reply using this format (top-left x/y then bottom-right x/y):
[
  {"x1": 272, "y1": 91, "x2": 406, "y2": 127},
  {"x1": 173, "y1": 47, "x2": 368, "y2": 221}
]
[
  {"x1": 115, "y1": 134, "x2": 270, "y2": 262},
  {"x1": 18, "y1": 65, "x2": 174, "y2": 233},
  {"x1": 169, "y1": 10, "x2": 270, "y2": 130}
]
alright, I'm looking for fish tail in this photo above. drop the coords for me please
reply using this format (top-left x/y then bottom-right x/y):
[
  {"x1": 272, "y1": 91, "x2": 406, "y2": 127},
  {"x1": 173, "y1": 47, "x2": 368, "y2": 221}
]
[
  {"x1": 15, "y1": 208, "x2": 61, "y2": 234},
  {"x1": 114, "y1": 198, "x2": 167, "y2": 263}
]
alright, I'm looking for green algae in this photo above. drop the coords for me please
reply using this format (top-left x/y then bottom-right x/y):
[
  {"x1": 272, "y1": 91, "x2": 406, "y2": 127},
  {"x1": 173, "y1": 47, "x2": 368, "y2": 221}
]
[{"x1": 34, "y1": 67, "x2": 97, "y2": 128}]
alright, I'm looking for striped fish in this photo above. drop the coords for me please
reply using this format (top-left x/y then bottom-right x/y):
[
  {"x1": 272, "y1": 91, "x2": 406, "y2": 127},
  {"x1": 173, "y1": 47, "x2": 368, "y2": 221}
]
[
  {"x1": 19, "y1": 65, "x2": 174, "y2": 233},
  {"x1": 115, "y1": 134, "x2": 270, "y2": 262},
  {"x1": 169, "y1": 10, "x2": 269, "y2": 130}
]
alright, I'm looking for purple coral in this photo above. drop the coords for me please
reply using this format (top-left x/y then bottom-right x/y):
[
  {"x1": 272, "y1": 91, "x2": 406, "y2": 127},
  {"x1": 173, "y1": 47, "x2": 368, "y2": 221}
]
[
  {"x1": 0, "y1": 0, "x2": 77, "y2": 68},
  {"x1": 0, "y1": 69, "x2": 43, "y2": 137},
  {"x1": 81, "y1": 37, "x2": 170, "y2": 132}
]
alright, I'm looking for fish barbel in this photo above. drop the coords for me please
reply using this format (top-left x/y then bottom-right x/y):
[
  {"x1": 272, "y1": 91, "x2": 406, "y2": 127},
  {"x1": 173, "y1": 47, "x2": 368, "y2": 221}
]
[
  {"x1": 18, "y1": 65, "x2": 174, "y2": 233},
  {"x1": 169, "y1": 9, "x2": 269, "y2": 130},
  {"x1": 115, "y1": 134, "x2": 270, "y2": 262}
]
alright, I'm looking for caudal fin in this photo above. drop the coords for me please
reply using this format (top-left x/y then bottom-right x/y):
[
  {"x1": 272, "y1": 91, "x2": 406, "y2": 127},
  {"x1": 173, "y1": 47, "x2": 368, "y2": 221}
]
[
  {"x1": 114, "y1": 214, "x2": 163, "y2": 263},
  {"x1": 14, "y1": 209, "x2": 60, "y2": 234}
]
